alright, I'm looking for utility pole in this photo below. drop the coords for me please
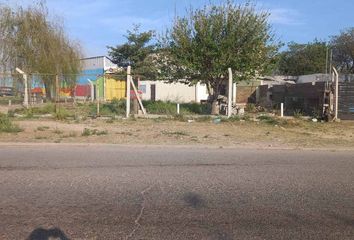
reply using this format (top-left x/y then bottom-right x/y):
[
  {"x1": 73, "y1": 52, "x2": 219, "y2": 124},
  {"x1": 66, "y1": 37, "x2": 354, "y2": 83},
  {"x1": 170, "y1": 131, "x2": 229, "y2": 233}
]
[
  {"x1": 126, "y1": 66, "x2": 131, "y2": 118},
  {"x1": 15, "y1": 68, "x2": 29, "y2": 109}
]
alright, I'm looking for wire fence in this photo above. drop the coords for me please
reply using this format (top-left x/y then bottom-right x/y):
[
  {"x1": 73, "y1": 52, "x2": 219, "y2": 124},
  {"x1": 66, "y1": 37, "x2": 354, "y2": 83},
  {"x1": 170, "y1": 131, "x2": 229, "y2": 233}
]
[{"x1": 0, "y1": 72, "x2": 129, "y2": 104}]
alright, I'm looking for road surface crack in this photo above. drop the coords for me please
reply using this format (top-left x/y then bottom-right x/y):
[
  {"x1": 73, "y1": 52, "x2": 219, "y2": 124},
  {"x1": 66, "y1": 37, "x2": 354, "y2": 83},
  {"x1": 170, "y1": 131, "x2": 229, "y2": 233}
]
[{"x1": 125, "y1": 184, "x2": 155, "y2": 240}]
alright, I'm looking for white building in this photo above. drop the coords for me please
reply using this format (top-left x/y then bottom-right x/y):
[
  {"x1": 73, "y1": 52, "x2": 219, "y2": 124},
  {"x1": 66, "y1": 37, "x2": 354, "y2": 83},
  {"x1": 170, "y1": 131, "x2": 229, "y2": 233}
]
[{"x1": 139, "y1": 81, "x2": 209, "y2": 103}]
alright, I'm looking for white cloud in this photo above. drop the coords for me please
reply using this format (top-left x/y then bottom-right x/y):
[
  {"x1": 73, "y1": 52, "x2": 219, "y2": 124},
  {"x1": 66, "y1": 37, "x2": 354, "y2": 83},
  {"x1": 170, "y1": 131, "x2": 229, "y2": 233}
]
[
  {"x1": 99, "y1": 15, "x2": 170, "y2": 34},
  {"x1": 268, "y1": 8, "x2": 304, "y2": 26}
]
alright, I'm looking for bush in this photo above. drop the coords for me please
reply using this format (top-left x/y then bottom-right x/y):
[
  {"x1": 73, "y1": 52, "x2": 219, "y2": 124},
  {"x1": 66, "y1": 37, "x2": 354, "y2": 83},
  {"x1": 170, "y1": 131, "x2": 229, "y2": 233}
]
[
  {"x1": 245, "y1": 103, "x2": 256, "y2": 113},
  {"x1": 89, "y1": 99, "x2": 126, "y2": 116},
  {"x1": 81, "y1": 128, "x2": 108, "y2": 136},
  {"x1": 0, "y1": 113, "x2": 22, "y2": 133},
  {"x1": 227, "y1": 115, "x2": 241, "y2": 122},
  {"x1": 82, "y1": 128, "x2": 92, "y2": 136},
  {"x1": 257, "y1": 115, "x2": 279, "y2": 125},
  {"x1": 143, "y1": 100, "x2": 211, "y2": 115},
  {"x1": 293, "y1": 109, "x2": 303, "y2": 119},
  {"x1": 102, "y1": 98, "x2": 126, "y2": 115},
  {"x1": 144, "y1": 101, "x2": 177, "y2": 115},
  {"x1": 54, "y1": 107, "x2": 72, "y2": 120},
  {"x1": 180, "y1": 102, "x2": 210, "y2": 114}
]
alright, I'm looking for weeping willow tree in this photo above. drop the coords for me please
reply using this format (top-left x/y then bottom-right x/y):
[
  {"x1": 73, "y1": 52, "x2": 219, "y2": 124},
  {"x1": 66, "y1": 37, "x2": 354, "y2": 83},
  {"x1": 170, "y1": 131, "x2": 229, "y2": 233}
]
[{"x1": 0, "y1": 2, "x2": 82, "y2": 99}]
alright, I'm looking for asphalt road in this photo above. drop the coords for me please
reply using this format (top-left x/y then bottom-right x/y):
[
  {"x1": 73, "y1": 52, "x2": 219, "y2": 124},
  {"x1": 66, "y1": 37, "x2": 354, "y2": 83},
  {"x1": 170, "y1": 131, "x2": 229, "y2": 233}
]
[{"x1": 0, "y1": 145, "x2": 354, "y2": 240}]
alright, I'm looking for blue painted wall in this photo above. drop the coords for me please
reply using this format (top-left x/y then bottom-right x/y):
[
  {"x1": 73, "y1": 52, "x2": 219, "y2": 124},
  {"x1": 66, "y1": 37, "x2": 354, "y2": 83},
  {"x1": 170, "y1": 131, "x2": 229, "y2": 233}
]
[{"x1": 77, "y1": 69, "x2": 104, "y2": 84}]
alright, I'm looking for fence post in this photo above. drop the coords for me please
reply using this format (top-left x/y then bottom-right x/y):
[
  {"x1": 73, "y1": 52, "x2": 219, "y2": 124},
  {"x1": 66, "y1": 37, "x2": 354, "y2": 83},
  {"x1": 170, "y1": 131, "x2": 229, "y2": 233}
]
[
  {"x1": 96, "y1": 82, "x2": 100, "y2": 116},
  {"x1": 281, "y1": 103, "x2": 284, "y2": 118},
  {"x1": 227, "y1": 68, "x2": 233, "y2": 118},
  {"x1": 15, "y1": 68, "x2": 29, "y2": 109},
  {"x1": 332, "y1": 67, "x2": 339, "y2": 120},
  {"x1": 55, "y1": 75, "x2": 59, "y2": 114},
  {"x1": 126, "y1": 66, "x2": 131, "y2": 118},
  {"x1": 177, "y1": 103, "x2": 180, "y2": 115}
]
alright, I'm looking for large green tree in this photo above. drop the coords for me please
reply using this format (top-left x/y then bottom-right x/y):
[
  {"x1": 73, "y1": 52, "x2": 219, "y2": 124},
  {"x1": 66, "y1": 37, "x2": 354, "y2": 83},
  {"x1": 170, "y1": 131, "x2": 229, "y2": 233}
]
[
  {"x1": 158, "y1": 1, "x2": 279, "y2": 114},
  {"x1": 330, "y1": 28, "x2": 354, "y2": 74},
  {"x1": 0, "y1": 2, "x2": 82, "y2": 99},
  {"x1": 277, "y1": 41, "x2": 328, "y2": 76},
  {"x1": 107, "y1": 25, "x2": 158, "y2": 80}
]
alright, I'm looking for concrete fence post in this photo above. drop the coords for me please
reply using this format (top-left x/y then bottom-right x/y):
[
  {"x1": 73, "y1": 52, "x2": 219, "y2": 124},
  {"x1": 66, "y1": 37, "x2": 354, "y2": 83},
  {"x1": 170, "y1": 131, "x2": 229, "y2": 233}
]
[
  {"x1": 126, "y1": 66, "x2": 131, "y2": 118},
  {"x1": 15, "y1": 68, "x2": 29, "y2": 109},
  {"x1": 281, "y1": 103, "x2": 284, "y2": 118}
]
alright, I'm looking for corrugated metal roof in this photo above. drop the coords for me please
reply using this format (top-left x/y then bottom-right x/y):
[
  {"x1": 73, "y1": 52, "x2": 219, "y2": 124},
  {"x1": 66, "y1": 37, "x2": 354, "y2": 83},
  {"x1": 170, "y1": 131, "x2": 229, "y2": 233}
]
[{"x1": 80, "y1": 56, "x2": 117, "y2": 71}]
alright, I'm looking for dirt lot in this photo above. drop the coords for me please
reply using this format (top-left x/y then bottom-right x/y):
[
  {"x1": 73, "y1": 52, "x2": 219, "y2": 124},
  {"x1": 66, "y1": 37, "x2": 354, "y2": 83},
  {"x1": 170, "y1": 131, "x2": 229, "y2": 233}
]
[{"x1": 0, "y1": 117, "x2": 353, "y2": 149}]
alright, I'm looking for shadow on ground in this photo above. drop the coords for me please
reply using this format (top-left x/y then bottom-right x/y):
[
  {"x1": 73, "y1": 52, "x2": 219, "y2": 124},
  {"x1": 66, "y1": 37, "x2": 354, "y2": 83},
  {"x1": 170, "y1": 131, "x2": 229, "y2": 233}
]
[{"x1": 27, "y1": 227, "x2": 70, "y2": 240}]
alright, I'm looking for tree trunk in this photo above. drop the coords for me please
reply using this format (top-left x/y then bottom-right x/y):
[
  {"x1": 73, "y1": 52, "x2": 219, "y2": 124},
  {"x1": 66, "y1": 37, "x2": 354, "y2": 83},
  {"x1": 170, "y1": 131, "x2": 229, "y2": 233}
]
[
  {"x1": 44, "y1": 82, "x2": 52, "y2": 100},
  {"x1": 209, "y1": 83, "x2": 220, "y2": 115},
  {"x1": 133, "y1": 99, "x2": 139, "y2": 114},
  {"x1": 211, "y1": 99, "x2": 219, "y2": 115}
]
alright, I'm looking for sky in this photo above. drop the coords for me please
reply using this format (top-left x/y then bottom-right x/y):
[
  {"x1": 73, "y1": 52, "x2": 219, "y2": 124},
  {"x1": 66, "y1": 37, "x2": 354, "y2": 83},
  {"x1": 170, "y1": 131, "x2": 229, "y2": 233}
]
[{"x1": 3, "y1": 0, "x2": 354, "y2": 57}]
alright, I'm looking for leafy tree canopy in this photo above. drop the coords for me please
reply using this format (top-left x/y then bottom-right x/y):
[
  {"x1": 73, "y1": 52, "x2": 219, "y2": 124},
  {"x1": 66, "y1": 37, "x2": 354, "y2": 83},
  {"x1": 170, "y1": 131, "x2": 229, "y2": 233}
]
[
  {"x1": 0, "y1": 1, "x2": 82, "y2": 98},
  {"x1": 157, "y1": 1, "x2": 279, "y2": 114},
  {"x1": 330, "y1": 28, "x2": 354, "y2": 74},
  {"x1": 107, "y1": 25, "x2": 158, "y2": 80},
  {"x1": 277, "y1": 40, "x2": 327, "y2": 76}
]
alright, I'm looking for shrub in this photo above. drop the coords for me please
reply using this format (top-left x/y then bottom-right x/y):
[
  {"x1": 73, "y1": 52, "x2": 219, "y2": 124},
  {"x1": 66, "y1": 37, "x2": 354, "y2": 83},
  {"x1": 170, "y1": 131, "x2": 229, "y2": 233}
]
[
  {"x1": 82, "y1": 128, "x2": 92, "y2": 136},
  {"x1": 245, "y1": 103, "x2": 256, "y2": 113},
  {"x1": 101, "y1": 98, "x2": 126, "y2": 115},
  {"x1": 54, "y1": 107, "x2": 71, "y2": 120},
  {"x1": 196, "y1": 116, "x2": 212, "y2": 122},
  {"x1": 0, "y1": 113, "x2": 22, "y2": 133},
  {"x1": 30, "y1": 103, "x2": 55, "y2": 115},
  {"x1": 7, "y1": 110, "x2": 15, "y2": 118},
  {"x1": 180, "y1": 102, "x2": 210, "y2": 114},
  {"x1": 293, "y1": 109, "x2": 303, "y2": 119},
  {"x1": 173, "y1": 114, "x2": 186, "y2": 121},
  {"x1": 143, "y1": 100, "x2": 210, "y2": 115},
  {"x1": 257, "y1": 115, "x2": 279, "y2": 125},
  {"x1": 37, "y1": 126, "x2": 50, "y2": 131},
  {"x1": 227, "y1": 115, "x2": 241, "y2": 122},
  {"x1": 81, "y1": 128, "x2": 108, "y2": 136},
  {"x1": 144, "y1": 101, "x2": 177, "y2": 115}
]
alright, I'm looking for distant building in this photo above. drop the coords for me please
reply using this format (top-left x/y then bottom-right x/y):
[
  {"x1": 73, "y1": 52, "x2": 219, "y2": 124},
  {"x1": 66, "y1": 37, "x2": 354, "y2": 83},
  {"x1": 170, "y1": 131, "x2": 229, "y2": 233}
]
[
  {"x1": 258, "y1": 73, "x2": 354, "y2": 120},
  {"x1": 139, "y1": 81, "x2": 209, "y2": 103},
  {"x1": 75, "y1": 56, "x2": 121, "y2": 99}
]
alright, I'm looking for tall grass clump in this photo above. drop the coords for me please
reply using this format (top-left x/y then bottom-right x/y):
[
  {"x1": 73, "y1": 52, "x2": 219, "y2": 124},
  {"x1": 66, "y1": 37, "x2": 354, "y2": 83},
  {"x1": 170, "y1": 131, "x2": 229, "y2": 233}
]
[{"x1": 0, "y1": 113, "x2": 22, "y2": 133}]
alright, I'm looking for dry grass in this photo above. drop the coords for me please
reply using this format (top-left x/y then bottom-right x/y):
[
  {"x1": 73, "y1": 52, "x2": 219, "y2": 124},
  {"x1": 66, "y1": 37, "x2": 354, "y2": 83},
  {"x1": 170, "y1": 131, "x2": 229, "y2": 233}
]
[{"x1": 0, "y1": 117, "x2": 353, "y2": 149}]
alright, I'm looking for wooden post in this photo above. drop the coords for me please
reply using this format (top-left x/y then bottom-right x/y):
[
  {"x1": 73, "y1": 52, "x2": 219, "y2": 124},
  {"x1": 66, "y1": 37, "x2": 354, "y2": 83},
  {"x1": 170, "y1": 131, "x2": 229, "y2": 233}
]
[
  {"x1": 133, "y1": 77, "x2": 139, "y2": 114},
  {"x1": 129, "y1": 77, "x2": 146, "y2": 115}
]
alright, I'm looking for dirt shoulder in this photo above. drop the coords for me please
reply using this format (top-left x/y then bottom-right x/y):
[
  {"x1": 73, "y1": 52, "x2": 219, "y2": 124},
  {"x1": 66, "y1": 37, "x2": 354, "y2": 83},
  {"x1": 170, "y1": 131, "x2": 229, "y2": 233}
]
[{"x1": 0, "y1": 117, "x2": 353, "y2": 150}]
